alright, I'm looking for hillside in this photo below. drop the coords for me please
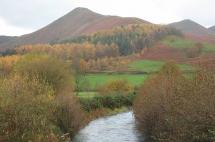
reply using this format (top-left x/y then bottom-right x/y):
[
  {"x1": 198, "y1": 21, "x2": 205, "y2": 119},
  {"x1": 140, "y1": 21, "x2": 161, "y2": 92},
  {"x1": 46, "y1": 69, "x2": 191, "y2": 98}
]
[
  {"x1": 209, "y1": 26, "x2": 215, "y2": 34},
  {"x1": 169, "y1": 19, "x2": 214, "y2": 36},
  {"x1": 0, "y1": 36, "x2": 16, "y2": 44},
  {"x1": 0, "y1": 7, "x2": 148, "y2": 50},
  {"x1": 169, "y1": 19, "x2": 215, "y2": 43}
]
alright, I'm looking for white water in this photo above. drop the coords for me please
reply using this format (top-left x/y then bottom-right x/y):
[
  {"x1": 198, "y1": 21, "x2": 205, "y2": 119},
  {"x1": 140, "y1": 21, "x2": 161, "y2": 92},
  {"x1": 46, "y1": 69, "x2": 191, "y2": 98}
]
[{"x1": 73, "y1": 111, "x2": 144, "y2": 142}]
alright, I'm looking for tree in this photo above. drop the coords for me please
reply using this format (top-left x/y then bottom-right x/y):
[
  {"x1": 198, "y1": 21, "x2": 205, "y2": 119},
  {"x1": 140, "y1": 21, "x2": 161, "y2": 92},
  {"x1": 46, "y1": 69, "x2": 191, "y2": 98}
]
[
  {"x1": 1, "y1": 54, "x2": 85, "y2": 140},
  {"x1": 14, "y1": 54, "x2": 74, "y2": 93},
  {"x1": 79, "y1": 59, "x2": 88, "y2": 73},
  {"x1": 133, "y1": 62, "x2": 215, "y2": 142}
]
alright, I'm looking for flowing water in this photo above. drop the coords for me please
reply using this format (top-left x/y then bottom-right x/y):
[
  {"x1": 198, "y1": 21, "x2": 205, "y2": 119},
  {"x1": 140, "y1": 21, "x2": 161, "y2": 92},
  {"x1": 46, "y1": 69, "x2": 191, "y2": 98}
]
[{"x1": 73, "y1": 111, "x2": 144, "y2": 142}]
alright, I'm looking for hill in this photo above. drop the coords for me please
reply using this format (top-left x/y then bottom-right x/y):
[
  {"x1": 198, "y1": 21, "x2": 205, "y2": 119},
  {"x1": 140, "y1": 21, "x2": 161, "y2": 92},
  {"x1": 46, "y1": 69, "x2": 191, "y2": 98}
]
[
  {"x1": 0, "y1": 36, "x2": 16, "y2": 44},
  {"x1": 169, "y1": 19, "x2": 215, "y2": 43},
  {"x1": 0, "y1": 7, "x2": 148, "y2": 50},
  {"x1": 209, "y1": 26, "x2": 215, "y2": 34},
  {"x1": 169, "y1": 19, "x2": 214, "y2": 36}
]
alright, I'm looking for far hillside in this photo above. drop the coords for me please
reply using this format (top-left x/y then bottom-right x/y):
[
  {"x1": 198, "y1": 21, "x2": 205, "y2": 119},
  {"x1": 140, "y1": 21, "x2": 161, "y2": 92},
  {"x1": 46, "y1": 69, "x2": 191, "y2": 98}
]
[
  {"x1": 209, "y1": 26, "x2": 215, "y2": 34},
  {"x1": 141, "y1": 35, "x2": 215, "y2": 66},
  {"x1": 60, "y1": 24, "x2": 181, "y2": 55},
  {"x1": 169, "y1": 20, "x2": 215, "y2": 43},
  {"x1": 169, "y1": 19, "x2": 214, "y2": 36},
  {"x1": 0, "y1": 36, "x2": 16, "y2": 44}
]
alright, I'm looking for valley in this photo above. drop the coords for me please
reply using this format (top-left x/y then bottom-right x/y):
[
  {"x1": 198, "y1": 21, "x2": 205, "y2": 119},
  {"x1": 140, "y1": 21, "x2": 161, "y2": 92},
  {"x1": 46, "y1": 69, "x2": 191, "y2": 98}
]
[{"x1": 0, "y1": 6, "x2": 215, "y2": 142}]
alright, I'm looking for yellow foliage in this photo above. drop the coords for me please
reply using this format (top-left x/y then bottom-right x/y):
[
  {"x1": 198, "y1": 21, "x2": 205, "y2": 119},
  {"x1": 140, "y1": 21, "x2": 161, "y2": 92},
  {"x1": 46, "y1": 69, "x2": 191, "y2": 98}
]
[
  {"x1": 98, "y1": 79, "x2": 134, "y2": 95},
  {"x1": 0, "y1": 55, "x2": 21, "y2": 75}
]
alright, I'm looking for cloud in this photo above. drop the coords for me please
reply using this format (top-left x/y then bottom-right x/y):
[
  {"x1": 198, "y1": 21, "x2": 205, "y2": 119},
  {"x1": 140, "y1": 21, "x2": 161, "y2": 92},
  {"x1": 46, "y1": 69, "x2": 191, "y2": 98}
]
[
  {"x1": 0, "y1": 17, "x2": 33, "y2": 36},
  {"x1": 72, "y1": 0, "x2": 215, "y2": 27},
  {"x1": 0, "y1": 0, "x2": 215, "y2": 36}
]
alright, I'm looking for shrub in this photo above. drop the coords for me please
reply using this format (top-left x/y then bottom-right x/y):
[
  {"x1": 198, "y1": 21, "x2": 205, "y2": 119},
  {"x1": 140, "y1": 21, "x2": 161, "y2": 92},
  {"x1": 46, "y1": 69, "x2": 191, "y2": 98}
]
[
  {"x1": 185, "y1": 42, "x2": 203, "y2": 58},
  {"x1": 55, "y1": 93, "x2": 84, "y2": 138},
  {"x1": 14, "y1": 54, "x2": 74, "y2": 93},
  {"x1": 80, "y1": 94, "x2": 135, "y2": 111},
  {"x1": 0, "y1": 75, "x2": 58, "y2": 142},
  {"x1": 0, "y1": 54, "x2": 84, "y2": 141},
  {"x1": 0, "y1": 55, "x2": 20, "y2": 77},
  {"x1": 98, "y1": 79, "x2": 134, "y2": 96},
  {"x1": 133, "y1": 62, "x2": 215, "y2": 142}
]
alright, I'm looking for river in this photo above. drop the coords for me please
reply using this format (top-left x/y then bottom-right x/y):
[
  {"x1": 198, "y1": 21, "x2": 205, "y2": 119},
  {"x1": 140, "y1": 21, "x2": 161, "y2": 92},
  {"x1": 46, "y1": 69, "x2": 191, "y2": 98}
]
[{"x1": 72, "y1": 111, "x2": 144, "y2": 142}]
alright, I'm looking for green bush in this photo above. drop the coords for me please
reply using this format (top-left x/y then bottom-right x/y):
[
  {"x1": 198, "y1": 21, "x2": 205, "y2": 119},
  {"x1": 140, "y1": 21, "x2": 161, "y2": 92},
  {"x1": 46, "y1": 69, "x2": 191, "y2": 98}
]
[{"x1": 80, "y1": 94, "x2": 135, "y2": 111}]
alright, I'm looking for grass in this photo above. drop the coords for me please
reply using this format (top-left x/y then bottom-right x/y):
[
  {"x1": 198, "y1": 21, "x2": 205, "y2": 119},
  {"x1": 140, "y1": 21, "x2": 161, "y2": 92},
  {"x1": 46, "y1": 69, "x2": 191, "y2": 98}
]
[
  {"x1": 162, "y1": 36, "x2": 215, "y2": 52},
  {"x1": 162, "y1": 36, "x2": 195, "y2": 49},
  {"x1": 129, "y1": 60, "x2": 194, "y2": 72},
  {"x1": 79, "y1": 60, "x2": 193, "y2": 91},
  {"x1": 129, "y1": 60, "x2": 164, "y2": 72},
  {"x1": 203, "y1": 43, "x2": 215, "y2": 52},
  {"x1": 77, "y1": 92, "x2": 98, "y2": 98},
  {"x1": 83, "y1": 74, "x2": 148, "y2": 90}
]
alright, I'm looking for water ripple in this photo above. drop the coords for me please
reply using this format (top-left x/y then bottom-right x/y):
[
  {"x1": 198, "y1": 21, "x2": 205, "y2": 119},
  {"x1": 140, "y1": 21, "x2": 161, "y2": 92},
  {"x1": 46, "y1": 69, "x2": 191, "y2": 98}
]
[{"x1": 73, "y1": 111, "x2": 144, "y2": 142}]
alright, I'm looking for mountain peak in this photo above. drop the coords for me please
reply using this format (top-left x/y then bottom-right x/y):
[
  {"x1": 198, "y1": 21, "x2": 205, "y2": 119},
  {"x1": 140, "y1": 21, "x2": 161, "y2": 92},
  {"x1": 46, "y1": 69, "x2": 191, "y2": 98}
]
[
  {"x1": 209, "y1": 26, "x2": 215, "y2": 31},
  {"x1": 71, "y1": 7, "x2": 95, "y2": 14},
  {"x1": 181, "y1": 19, "x2": 194, "y2": 22},
  {"x1": 169, "y1": 19, "x2": 212, "y2": 36},
  {"x1": 175, "y1": 19, "x2": 204, "y2": 27},
  {"x1": 209, "y1": 26, "x2": 215, "y2": 35}
]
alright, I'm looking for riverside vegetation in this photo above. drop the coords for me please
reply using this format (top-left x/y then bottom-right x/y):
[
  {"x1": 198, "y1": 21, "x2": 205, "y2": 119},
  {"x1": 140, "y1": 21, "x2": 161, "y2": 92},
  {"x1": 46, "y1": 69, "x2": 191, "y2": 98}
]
[
  {"x1": 0, "y1": 53, "x2": 137, "y2": 142},
  {"x1": 133, "y1": 62, "x2": 215, "y2": 142}
]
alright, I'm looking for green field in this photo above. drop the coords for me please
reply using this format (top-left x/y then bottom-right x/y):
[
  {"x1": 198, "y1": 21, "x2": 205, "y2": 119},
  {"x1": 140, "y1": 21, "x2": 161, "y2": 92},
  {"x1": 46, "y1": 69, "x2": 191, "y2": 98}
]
[
  {"x1": 82, "y1": 73, "x2": 148, "y2": 90},
  {"x1": 129, "y1": 60, "x2": 194, "y2": 72},
  {"x1": 76, "y1": 92, "x2": 98, "y2": 98},
  {"x1": 162, "y1": 36, "x2": 215, "y2": 52},
  {"x1": 78, "y1": 59, "x2": 194, "y2": 91}
]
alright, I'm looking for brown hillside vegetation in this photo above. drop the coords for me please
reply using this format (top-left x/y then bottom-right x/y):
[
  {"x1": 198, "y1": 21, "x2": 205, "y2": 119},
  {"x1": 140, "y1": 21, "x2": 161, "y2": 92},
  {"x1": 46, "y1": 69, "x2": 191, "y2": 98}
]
[
  {"x1": 185, "y1": 33, "x2": 215, "y2": 44},
  {"x1": 140, "y1": 44, "x2": 187, "y2": 62}
]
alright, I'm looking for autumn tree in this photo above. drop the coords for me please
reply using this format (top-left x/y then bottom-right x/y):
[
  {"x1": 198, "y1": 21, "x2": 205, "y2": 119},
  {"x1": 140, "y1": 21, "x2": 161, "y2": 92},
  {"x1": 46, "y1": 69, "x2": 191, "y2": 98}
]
[
  {"x1": 98, "y1": 79, "x2": 134, "y2": 96},
  {"x1": 0, "y1": 75, "x2": 58, "y2": 142},
  {"x1": 0, "y1": 54, "x2": 85, "y2": 141},
  {"x1": 133, "y1": 62, "x2": 215, "y2": 142}
]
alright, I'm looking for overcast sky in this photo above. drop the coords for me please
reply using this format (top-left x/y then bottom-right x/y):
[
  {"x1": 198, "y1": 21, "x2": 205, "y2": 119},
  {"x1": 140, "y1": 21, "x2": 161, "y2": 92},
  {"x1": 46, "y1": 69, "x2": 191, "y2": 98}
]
[{"x1": 0, "y1": 0, "x2": 214, "y2": 36}]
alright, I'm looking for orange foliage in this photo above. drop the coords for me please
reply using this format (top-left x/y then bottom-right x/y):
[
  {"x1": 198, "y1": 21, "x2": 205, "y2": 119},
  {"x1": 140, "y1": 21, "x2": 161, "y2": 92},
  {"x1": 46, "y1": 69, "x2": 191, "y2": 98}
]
[{"x1": 0, "y1": 55, "x2": 21, "y2": 75}]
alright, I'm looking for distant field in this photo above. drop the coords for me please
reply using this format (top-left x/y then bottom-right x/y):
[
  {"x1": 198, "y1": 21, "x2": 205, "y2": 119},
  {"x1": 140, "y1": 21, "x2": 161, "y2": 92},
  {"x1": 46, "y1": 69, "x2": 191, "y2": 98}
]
[
  {"x1": 162, "y1": 36, "x2": 215, "y2": 52},
  {"x1": 128, "y1": 60, "x2": 194, "y2": 72},
  {"x1": 80, "y1": 59, "x2": 194, "y2": 90},
  {"x1": 83, "y1": 74, "x2": 148, "y2": 90}
]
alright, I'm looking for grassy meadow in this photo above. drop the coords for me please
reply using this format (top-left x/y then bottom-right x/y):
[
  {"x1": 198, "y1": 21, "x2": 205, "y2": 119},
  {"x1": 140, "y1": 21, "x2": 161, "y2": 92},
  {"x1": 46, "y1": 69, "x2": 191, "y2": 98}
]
[
  {"x1": 128, "y1": 60, "x2": 193, "y2": 72},
  {"x1": 162, "y1": 35, "x2": 215, "y2": 52},
  {"x1": 81, "y1": 73, "x2": 148, "y2": 90}
]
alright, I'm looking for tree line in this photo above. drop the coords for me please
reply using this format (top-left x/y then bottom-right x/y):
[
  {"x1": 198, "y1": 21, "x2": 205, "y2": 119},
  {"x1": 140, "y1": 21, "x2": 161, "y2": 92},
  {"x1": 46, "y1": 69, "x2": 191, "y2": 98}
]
[{"x1": 60, "y1": 24, "x2": 182, "y2": 55}]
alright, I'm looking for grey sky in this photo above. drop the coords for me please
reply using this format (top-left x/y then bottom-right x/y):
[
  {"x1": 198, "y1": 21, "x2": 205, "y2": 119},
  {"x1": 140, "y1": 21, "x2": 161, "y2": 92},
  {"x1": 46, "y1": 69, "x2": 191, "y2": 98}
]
[{"x1": 0, "y1": 0, "x2": 214, "y2": 36}]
